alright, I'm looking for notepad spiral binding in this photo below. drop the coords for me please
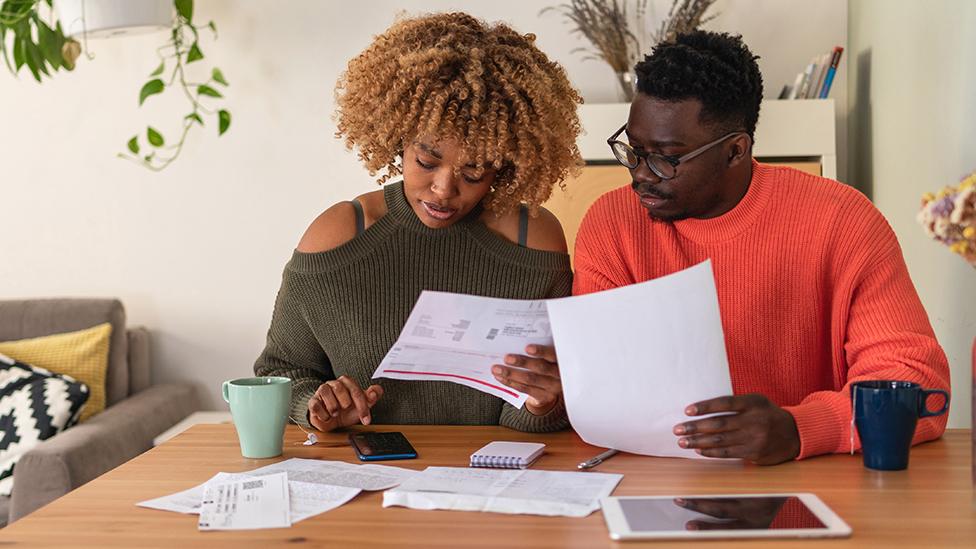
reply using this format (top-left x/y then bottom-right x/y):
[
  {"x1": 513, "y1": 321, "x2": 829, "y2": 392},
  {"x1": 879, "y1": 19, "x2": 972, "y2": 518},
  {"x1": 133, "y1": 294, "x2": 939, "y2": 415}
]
[{"x1": 469, "y1": 455, "x2": 529, "y2": 469}]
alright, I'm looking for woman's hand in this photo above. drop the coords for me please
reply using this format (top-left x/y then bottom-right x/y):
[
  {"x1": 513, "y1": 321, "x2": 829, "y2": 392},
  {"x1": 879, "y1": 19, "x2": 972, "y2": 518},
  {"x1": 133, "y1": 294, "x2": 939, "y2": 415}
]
[
  {"x1": 492, "y1": 344, "x2": 562, "y2": 415},
  {"x1": 307, "y1": 376, "x2": 384, "y2": 432}
]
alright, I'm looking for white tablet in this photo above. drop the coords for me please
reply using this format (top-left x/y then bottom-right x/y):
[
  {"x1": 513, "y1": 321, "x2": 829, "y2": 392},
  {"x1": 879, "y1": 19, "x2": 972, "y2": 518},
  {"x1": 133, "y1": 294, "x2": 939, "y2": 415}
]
[{"x1": 600, "y1": 494, "x2": 851, "y2": 541}]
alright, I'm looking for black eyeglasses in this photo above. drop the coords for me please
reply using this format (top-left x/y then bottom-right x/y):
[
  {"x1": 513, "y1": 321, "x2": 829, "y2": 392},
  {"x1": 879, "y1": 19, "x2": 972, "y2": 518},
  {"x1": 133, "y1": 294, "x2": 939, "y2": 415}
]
[{"x1": 606, "y1": 124, "x2": 748, "y2": 180}]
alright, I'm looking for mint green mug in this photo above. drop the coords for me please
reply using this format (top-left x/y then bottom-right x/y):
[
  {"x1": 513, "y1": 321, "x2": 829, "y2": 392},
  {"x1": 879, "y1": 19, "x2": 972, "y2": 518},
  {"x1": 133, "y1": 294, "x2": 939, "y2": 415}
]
[{"x1": 222, "y1": 376, "x2": 291, "y2": 458}]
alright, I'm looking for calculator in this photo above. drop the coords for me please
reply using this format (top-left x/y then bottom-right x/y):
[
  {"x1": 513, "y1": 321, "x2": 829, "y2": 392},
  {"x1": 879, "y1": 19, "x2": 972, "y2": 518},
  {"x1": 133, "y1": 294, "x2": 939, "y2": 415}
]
[{"x1": 348, "y1": 432, "x2": 418, "y2": 461}]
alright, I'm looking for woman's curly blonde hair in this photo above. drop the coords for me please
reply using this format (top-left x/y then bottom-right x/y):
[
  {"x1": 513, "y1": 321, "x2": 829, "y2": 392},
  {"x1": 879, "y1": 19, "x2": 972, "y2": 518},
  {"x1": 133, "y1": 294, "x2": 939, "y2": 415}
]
[{"x1": 335, "y1": 12, "x2": 584, "y2": 214}]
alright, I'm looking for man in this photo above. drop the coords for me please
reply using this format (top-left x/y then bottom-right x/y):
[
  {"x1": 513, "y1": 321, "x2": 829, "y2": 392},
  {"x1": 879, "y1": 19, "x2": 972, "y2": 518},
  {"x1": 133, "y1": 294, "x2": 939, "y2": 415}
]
[{"x1": 571, "y1": 31, "x2": 950, "y2": 464}]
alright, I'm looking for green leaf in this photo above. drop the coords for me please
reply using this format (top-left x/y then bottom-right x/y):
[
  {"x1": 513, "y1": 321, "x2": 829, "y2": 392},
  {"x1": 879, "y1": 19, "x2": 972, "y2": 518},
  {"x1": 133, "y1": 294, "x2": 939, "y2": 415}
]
[
  {"x1": 21, "y1": 37, "x2": 43, "y2": 81},
  {"x1": 217, "y1": 109, "x2": 230, "y2": 135},
  {"x1": 174, "y1": 0, "x2": 193, "y2": 21},
  {"x1": 197, "y1": 84, "x2": 222, "y2": 98},
  {"x1": 186, "y1": 42, "x2": 203, "y2": 63},
  {"x1": 12, "y1": 33, "x2": 24, "y2": 70},
  {"x1": 27, "y1": 40, "x2": 50, "y2": 77},
  {"x1": 127, "y1": 136, "x2": 140, "y2": 154},
  {"x1": 147, "y1": 127, "x2": 164, "y2": 147},
  {"x1": 185, "y1": 112, "x2": 204, "y2": 125},
  {"x1": 139, "y1": 78, "x2": 165, "y2": 105},
  {"x1": 211, "y1": 67, "x2": 228, "y2": 86},
  {"x1": 35, "y1": 20, "x2": 61, "y2": 71},
  {"x1": 207, "y1": 21, "x2": 217, "y2": 35},
  {"x1": 150, "y1": 60, "x2": 165, "y2": 76}
]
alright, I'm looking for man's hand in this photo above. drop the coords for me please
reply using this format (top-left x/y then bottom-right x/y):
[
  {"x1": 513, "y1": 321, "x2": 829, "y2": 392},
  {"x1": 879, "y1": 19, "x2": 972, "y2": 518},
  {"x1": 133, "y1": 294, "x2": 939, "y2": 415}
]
[
  {"x1": 491, "y1": 344, "x2": 562, "y2": 416},
  {"x1": 307, "y1": 376, "x2": 384, "y2": 432},
  {"x1": 673, "y1": 394, "x2": 800, "y2": 465}
]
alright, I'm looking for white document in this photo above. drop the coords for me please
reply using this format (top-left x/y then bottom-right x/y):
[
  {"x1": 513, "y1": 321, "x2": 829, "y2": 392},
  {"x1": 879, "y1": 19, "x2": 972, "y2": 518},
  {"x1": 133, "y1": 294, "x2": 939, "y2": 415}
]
[
  {"x1": 286, "y1": 480, "x2": 360, "y2": 523},
  {"x1": 137, "y1": 472, "x2": 249, "y2": 515},
  {"x1": 138, "y1": 470, "x2": 361, "y2": 524},
  {"x1": 198, "y1": 472, "x2": 291, "y2": 531},
  {"x1": 373, "y1": 291, "x2": 553, "y2": 407},
  {"x1": 247, "y1": 457, "x2": 418, "y2": 491},
  {"x1": 383, "y1": 466, "x2": 622, "y2": 517},
  {"x1": 546, "y1": 260, "x2": 734, "y2": 459}
]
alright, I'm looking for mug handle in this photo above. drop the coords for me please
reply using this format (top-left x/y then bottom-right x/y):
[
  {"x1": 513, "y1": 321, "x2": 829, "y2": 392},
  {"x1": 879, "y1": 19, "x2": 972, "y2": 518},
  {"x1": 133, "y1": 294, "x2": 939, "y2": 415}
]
[
  {"x1": 222, "y1": 381, "x2": 231, "y2": 404},
  {"x1": 918, "y1": 389, "x2": 950, "y2": 417}
]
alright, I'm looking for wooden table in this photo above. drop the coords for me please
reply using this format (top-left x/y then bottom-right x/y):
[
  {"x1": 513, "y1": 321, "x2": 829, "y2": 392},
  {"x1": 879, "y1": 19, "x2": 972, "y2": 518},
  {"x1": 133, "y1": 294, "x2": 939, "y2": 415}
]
[{"x1": 2, "y1": 425, "x2": 973, "y2": 547}]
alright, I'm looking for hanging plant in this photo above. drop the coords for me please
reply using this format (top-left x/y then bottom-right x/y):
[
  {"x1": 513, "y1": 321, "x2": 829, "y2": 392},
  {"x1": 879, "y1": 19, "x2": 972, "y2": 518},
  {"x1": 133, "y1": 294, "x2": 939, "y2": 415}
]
[
  {"x1": 1, "y1": 0, "x2": 230, "y2": 171},
  {"x1": 0, "y1": 0, "x2": 81, "y2": 81},
  {"x1": 118, "y1": 0, "x2": 231, "y2": 171}
]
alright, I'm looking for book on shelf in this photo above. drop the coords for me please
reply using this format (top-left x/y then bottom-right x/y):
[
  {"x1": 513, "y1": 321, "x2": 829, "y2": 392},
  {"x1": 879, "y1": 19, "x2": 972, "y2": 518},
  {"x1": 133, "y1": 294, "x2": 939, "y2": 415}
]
[
  {"x1": 780, "y1": 46, "x2": 844, "y2": 100},
  {"x1": 818, "y1": 46, "x2": 844, "y2": 98}
]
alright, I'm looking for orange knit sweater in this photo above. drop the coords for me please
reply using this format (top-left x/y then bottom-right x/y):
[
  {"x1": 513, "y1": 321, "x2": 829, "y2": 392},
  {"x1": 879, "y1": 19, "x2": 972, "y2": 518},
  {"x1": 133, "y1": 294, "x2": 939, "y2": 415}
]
[{"x1": 573, "y1": 161, "x2": 950, "y2": 460}]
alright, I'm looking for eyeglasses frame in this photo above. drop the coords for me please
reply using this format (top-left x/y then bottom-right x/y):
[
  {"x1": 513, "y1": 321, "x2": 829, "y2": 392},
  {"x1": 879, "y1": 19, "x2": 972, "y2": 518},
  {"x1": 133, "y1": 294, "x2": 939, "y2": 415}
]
[{"x1": 606, "y1": 124, "x2": 749, "y2": 180}]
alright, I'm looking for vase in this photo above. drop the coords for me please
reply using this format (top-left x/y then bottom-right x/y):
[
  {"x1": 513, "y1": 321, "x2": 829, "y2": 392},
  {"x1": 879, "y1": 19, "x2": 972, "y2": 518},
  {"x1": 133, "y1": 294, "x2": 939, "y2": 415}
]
[
  {"x1": 615, "y1": 71, "x2": 636, "y2": 103},
  {"x1": 55, "y1": 0, "x2": 172, "y2": 39}
]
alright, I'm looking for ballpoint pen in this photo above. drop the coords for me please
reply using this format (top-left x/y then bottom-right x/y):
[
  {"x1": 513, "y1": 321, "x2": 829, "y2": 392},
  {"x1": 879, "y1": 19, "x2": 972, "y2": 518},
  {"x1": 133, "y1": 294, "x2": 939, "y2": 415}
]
[{"x1": 577, "y1": 448, "x2": 619, "y2": 470}]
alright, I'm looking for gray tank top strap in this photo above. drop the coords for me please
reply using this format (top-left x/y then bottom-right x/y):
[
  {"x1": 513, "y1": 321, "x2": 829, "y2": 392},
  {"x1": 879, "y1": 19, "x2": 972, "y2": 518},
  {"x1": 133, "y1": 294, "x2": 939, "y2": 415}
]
[
  {"x1": 350, "y1": 199, "x2": 365, "y2": 236},
  {"x1": 517, "y1": 204, "x2": 529, "y2": 248}
]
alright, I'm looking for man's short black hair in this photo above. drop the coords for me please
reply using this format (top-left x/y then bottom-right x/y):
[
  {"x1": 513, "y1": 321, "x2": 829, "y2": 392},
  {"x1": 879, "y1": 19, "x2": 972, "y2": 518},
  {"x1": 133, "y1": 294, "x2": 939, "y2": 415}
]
[{"x1": 635, "y1": 31, "x2": 763, "y2": 139}]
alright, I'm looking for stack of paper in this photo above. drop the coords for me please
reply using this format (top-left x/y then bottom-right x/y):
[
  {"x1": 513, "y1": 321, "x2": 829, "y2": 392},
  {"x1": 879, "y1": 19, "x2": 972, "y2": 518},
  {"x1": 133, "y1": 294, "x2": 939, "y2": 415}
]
[
  {"x1": 383, "y1": 466, "x2": 622, "y2": 517},
  {"x1": 137, "y1": 458, "x2": 418, "y2": 530}
]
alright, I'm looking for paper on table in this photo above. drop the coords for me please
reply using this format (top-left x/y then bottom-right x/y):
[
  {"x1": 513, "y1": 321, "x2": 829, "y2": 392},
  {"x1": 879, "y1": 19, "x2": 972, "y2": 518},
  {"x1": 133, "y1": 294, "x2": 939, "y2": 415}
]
[
  {"x1": 137, "y1": 472, "x2": 248, "y2": 514},
  {"x1": 373, "y1": 291, "x2": 553, "y2": 407},
  {"x1": 138, "y1": 470, "x2": 361, "y2": 523},
  {"x1": 287, "y1": 480, "x2": 360, "y2": 523},
  {"x1": 383, "y1": 466, "x2": 622, "y2": 517},
  {"x1": 247, "y1": 457, "x2": 418, "y2": 490},
  {"x1": 546, "y1": 260, "x2": 733, "y2": 459},
  {"x1": 198, "y1": 472, "x2": 291, "y2": 531}
]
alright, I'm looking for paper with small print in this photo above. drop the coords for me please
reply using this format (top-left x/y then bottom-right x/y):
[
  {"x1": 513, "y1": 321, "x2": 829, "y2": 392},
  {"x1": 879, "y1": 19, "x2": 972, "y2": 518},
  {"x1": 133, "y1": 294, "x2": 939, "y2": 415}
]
[
  {"x1": 546, "y1": 260, "x2": 733, "y2": 458},
  {"x1": 198, "y1": 472, "x2": 291, "y2": 531},
  {"x1": 382, "y1": 466, "x2": 622, "y2": 517},
  {"x1": 136, "y1": 459, "x2": 398, "y2": 525},
  {"x1": 372, "y1": 291, "x2": 553, "y2": 407},
  {"x1": 137, "y1": 472, "x2": 250, "y2": 515}
]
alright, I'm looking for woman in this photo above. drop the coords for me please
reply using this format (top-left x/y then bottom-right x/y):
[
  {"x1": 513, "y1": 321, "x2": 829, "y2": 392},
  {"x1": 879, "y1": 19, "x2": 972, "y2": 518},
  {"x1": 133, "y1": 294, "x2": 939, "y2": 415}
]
[{"x1": 255, "y1": 12, "x2": 582, "y2": 433}]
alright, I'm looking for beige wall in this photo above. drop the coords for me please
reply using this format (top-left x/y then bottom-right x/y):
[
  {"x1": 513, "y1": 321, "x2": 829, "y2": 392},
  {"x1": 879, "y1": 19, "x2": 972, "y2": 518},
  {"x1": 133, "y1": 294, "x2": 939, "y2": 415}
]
[
  {"x1": 2, "y1": 1, "x2": 850, "y2": 412},
  {"x1": 849, "y1": 0, "x2": 976, "y2": 428}
]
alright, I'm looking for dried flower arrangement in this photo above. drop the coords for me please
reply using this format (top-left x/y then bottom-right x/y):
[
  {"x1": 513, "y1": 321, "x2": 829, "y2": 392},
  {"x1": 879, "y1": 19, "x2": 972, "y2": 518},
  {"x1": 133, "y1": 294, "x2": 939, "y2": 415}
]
[
  {"x1": 542, "y1": 0, "x2": 719, "y2": 100},
  {"x1": 918, "y1": 170, "x2": 976, "y2": 267}
]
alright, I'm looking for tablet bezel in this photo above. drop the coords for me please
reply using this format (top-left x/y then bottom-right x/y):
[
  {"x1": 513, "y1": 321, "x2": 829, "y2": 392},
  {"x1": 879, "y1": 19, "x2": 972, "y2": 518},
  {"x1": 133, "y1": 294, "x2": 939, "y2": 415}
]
[{"x1": 600, "y1": 493, "x2": 852, "y2": 541}]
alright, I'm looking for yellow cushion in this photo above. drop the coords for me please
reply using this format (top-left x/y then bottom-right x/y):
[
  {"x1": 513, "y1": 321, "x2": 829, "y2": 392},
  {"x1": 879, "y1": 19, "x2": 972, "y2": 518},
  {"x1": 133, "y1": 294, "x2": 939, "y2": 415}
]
[{"x1": 0, "y1": 323, "x2": 112, "y2": 422}]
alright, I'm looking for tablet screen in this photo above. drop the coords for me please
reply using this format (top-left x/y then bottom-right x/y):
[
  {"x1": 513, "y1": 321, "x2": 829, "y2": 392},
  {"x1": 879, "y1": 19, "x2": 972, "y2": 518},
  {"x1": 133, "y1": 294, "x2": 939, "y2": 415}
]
[{"x1": 620, "y1": 496, "x2": 827, "y2": 532}]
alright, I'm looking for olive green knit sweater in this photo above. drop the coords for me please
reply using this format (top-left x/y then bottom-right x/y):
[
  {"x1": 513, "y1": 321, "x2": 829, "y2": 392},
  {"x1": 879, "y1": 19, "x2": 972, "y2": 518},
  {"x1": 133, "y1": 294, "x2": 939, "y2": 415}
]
[{"x1": 254, "y1": 182, "x2": 573, "y2": 432}]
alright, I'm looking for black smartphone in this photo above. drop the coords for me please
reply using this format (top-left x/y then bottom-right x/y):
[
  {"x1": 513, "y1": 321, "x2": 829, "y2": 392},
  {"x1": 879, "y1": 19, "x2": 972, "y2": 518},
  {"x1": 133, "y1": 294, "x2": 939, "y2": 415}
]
[{"x1": 348, "y1": 431, "x2": 418, "y2": 461}]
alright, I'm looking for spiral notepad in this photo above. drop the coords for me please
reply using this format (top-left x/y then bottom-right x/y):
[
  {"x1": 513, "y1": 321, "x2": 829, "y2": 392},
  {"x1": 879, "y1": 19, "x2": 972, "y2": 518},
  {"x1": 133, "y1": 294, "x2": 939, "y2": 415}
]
[{"x1": 470, "y1": 441, "x2": 545, "y2": 469}]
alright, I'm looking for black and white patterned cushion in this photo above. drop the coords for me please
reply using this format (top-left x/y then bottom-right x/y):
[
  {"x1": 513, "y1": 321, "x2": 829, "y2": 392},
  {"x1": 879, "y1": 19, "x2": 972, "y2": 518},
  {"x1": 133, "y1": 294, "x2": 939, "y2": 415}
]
[{"x1": 0, "y1": 352, "x2": 89, "y2": 496}]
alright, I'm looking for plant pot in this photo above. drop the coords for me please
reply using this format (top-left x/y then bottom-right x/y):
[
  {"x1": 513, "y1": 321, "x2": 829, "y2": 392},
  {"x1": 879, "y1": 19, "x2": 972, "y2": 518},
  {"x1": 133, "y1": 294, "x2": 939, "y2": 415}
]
[{"x1": 55, "y1": 0, "x2": 172, "y2": 39}]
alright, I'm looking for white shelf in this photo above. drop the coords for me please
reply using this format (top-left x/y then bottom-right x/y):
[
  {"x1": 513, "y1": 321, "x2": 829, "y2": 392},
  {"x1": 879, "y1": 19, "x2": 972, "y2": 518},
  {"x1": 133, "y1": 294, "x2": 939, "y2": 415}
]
[{"x1": 577, "y1": 99, "x2": 836, "y2": 179}]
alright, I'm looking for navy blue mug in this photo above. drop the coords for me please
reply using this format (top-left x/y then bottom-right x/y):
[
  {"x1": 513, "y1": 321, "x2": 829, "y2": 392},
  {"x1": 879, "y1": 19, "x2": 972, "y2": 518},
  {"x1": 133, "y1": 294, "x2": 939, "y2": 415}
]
[{"x1": 852, "y1": 381, "x2": 949, "y2": 471}]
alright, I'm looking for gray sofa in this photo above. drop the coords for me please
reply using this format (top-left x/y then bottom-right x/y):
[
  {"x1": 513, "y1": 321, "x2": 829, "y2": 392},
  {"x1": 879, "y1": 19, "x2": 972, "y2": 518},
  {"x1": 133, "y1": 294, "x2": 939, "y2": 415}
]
[{"x1": 0, "y1": 298, "x2": 199, "y2": 526}]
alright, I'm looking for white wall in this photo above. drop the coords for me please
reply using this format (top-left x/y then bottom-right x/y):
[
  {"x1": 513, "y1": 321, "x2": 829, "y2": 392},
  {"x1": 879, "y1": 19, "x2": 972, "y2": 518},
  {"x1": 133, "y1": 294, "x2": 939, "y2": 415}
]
[
  {"x1": 2, "y1": 0, "x2": 850, "y2": 412},
  {"x1": 849, "y1": 0, "x2": 976, "y2": 429}
]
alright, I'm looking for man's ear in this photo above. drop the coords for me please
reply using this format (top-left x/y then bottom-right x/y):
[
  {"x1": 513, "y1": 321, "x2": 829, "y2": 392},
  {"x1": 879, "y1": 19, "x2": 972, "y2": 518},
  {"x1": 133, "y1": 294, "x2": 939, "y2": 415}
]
[{"x1": 727, "y1": 134, "x2": 752, "y2": 167}]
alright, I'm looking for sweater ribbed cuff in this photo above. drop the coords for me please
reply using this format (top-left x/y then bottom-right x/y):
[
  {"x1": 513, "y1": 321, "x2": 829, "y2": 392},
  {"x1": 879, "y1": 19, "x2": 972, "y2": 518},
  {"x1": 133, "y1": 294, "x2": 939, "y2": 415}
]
[
  {"x1": 290, "y1": 380, "x2": 320, "y2": 430},
  {"x1": 502, "y1": 398, "x2": 570, "y2": 433},
  {"x1": 784, "y1": 399, "x2": 846, "y2": 460}
]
